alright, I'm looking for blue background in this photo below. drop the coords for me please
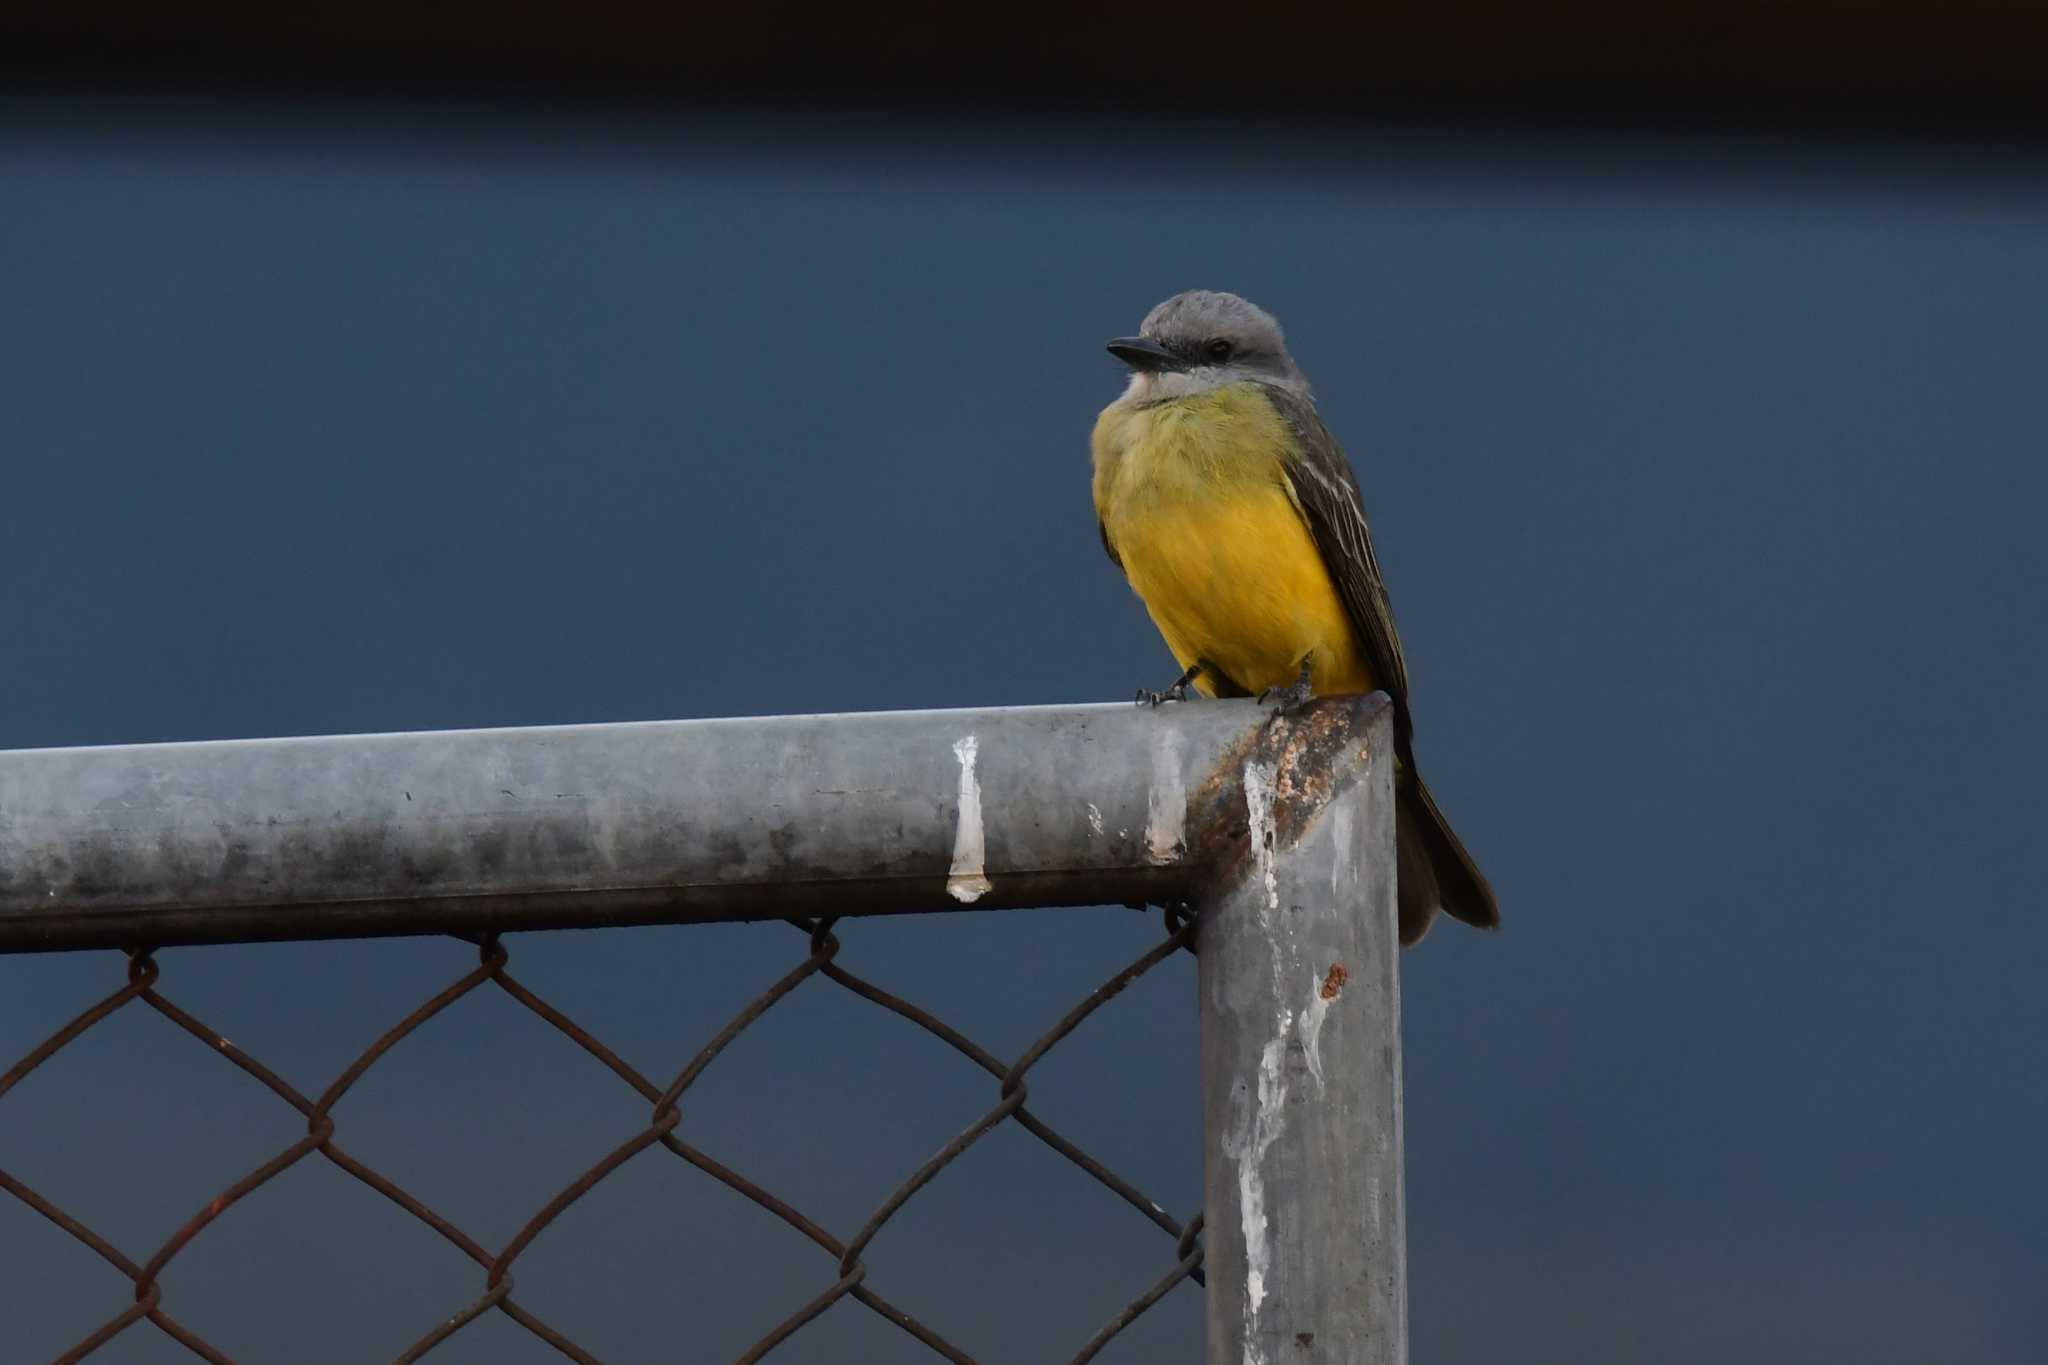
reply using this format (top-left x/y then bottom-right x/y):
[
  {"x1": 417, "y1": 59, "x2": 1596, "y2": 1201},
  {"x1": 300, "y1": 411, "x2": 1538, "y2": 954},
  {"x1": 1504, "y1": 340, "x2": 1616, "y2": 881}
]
[{"x1": 2, "y1": 99, "x2": 2043, "y2": 1361}]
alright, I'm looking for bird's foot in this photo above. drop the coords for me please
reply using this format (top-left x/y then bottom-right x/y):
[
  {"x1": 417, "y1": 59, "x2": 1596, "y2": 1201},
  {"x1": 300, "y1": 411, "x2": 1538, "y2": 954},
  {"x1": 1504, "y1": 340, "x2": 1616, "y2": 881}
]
[
  {"x1": 1136, "y1": 663, "x2": 1205, "y2": 708},
  {"x1": 1259, "y1": 660, "x2": 1316, "y2": 711}
]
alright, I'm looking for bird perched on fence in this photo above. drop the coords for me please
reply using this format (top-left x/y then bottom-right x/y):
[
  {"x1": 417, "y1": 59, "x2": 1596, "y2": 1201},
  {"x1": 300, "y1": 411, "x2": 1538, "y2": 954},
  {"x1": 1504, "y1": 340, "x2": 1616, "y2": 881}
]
[{"x1": 1090, "y1": 289, "x2": 1498, "y2": 946}]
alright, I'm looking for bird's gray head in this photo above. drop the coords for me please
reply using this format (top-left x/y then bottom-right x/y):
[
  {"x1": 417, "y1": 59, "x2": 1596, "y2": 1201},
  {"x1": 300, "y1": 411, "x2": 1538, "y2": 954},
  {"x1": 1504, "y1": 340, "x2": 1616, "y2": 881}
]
[{"x1": 1106, "y1": 290, "x2": 1307, "y2": 402}]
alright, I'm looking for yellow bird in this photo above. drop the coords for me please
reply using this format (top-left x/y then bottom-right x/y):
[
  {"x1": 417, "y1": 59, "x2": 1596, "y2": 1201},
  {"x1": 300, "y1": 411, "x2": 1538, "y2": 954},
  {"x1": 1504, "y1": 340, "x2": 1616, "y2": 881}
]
[{"x1": 1092, "y1": 290, "x2": 1498, "y2": 945}]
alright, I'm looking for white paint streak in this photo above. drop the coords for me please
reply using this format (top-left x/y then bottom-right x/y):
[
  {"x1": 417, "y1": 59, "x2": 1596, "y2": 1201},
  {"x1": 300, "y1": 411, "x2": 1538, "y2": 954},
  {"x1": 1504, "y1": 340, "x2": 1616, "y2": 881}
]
[
  {"x1": 946, "y1": 735, "x2": 992, "y2": 902},
  {"x1": 1145, "y1": 729, "x2": 1187, "y2": 864},
  {"x1": 1086, "y1": 802, "x2": 1104, "y2": 836},
  {"x1": 1236, "y1": 1017, "x2": 1291, "y2": 1355},
  {"x1": 1233, "y1": 757, "x2": 1290, "y2": 1360},
  {"x1": 1242, "y1": 760, "x2": 1280, "y2": 914},
  {"x1": 1299, "y1": 973, "x2": 1332, "y2": 1096}
]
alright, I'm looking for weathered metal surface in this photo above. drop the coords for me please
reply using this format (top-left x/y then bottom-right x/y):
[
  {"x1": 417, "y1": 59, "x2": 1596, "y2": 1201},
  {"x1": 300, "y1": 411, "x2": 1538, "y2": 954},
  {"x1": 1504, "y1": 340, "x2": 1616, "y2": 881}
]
[
  {"x1": 0, "y1": 698, "x2": 1379, "y2": 952},
  {"x1": 1197, "y1": 697, "x2": 1405, "y2": 1365}
]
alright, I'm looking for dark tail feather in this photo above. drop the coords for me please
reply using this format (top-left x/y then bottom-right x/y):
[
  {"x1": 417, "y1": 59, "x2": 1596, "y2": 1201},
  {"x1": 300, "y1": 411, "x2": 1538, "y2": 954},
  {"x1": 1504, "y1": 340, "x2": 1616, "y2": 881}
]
[{"x1": 1394, "y1": 774, "x2": 1499, "y2": 947}]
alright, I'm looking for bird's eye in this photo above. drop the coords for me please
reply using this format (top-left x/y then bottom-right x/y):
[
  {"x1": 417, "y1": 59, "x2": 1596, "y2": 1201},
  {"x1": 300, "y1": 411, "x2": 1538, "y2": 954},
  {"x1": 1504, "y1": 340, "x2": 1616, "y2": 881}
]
[{"x1": 1205, "y1": 338, "x2": 1234, "y2": 363}]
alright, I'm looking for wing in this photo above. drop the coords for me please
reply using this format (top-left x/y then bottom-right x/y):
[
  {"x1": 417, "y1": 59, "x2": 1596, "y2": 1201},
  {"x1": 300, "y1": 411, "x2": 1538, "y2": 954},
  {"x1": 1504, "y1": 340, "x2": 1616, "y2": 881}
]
[
  {"x1": 1260, "y1": 383, "x2": 1415, "y2": 751},
  {"x1": 1098, "y1": 518, "x2": 1121, "y2": 569},
  {"x1": 1264, "y1": 384, "x2": 1501, "y2": 935}
]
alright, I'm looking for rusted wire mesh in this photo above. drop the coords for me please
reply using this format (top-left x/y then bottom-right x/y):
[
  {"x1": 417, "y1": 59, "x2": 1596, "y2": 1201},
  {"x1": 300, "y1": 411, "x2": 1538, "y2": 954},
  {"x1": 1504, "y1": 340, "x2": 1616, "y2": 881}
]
[{"x1": 0, "y1": 911, "x2": 1206, "y2": 1363}]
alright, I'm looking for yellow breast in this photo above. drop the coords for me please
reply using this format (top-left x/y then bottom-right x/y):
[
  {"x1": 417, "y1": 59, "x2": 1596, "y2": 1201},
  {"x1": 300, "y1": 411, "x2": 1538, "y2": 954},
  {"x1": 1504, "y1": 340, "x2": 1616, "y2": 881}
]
[{"x1": 1091, "y1": 384, "x2": 1373, "y2": 697}]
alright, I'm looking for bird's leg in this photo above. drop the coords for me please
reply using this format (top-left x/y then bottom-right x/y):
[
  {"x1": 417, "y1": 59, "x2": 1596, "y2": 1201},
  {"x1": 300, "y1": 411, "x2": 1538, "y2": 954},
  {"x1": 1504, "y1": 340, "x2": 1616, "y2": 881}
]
[
  {"x1": 1260, "y1": 657, "x2": 1316, "y2": 710},
  {"x1": 1137, "y1": 662, "x2": 1205, "y2": 708}
]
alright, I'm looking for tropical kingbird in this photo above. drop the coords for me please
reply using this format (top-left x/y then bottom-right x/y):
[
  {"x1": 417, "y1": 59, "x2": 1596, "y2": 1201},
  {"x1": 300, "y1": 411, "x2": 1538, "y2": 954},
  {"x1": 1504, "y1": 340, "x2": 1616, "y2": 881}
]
[{"x1": 1091, "y1": 290, "x2": 1498, "y2": 945}]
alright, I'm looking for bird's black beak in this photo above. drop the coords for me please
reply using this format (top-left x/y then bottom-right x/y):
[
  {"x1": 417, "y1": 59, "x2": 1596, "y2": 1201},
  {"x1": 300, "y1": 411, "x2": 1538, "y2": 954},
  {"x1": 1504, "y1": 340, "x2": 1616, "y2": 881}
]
[{"x1": 1106, "y1": 336, "x2": 1183, "y2": 372}]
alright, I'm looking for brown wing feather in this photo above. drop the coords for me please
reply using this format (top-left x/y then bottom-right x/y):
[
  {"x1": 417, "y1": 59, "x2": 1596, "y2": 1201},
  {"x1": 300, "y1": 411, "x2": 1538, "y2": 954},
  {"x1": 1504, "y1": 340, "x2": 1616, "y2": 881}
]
[
  {"x1": 1260, "y1": 382, "x2": 1500, "y2": 937},
  {"x1": 1260, "y1": 384, "x2": 1414, "y2": 751}
]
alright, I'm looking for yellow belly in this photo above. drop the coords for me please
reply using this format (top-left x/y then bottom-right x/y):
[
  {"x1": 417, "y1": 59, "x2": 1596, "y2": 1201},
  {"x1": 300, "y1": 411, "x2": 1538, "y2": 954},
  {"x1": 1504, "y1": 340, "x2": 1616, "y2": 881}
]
[{"x1": 1092, "y1": 385, "x2": 1374, "y2": 698}]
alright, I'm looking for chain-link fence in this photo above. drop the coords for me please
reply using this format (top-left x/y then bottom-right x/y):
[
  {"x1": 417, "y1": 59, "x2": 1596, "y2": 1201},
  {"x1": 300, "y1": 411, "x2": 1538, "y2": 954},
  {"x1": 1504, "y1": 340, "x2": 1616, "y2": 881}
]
[{"x1": 2, "y1": 909, "x2": 1208, "y2": 1363}]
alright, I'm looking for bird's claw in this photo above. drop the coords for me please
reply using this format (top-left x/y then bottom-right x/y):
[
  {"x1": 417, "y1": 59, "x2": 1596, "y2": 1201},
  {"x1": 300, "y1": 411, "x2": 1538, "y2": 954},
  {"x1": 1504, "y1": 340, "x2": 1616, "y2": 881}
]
[
  {"x1": 1259, "y1": 661, "x2": 1316, "y2": 711},
  {"x1": 1135, "y1": 663, "x2": 1205, "y2": 708},
  {"x1": 1135, "y1": 679, "x2": 1192, "y2": 708}
]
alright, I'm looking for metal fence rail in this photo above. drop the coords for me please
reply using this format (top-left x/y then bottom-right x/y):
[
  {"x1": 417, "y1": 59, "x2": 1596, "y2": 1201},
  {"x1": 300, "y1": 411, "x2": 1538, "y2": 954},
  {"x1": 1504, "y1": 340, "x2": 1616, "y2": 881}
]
[{"x1": 0, "y1": 698, "x2": 1403, "y2": 1364}]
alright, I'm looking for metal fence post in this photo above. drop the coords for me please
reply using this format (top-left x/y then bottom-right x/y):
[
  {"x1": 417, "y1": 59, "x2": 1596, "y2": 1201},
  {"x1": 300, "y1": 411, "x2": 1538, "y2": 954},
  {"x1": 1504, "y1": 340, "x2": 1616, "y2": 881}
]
[{"x1": 1195, "y1": 695, "x2": 1405, "y2": 1365}]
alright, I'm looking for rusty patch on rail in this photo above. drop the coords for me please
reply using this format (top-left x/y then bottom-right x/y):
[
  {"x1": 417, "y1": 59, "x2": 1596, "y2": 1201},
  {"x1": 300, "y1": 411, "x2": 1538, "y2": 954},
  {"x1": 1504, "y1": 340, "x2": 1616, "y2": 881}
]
[
  {"x1": 1187, "y1": 693, "x2": 1390, "y2": 893},
  {"x1": 1319, "y1": 963, "x2": 1349, "y2": 999}
]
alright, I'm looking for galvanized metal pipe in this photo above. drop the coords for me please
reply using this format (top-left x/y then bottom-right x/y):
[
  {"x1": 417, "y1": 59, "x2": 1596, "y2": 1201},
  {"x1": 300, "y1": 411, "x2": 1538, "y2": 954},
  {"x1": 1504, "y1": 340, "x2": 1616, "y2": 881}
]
[
  {"x1": 0, "y1": 698, "x2": 1383, "y2": 955},
  {"x1": 1196, "y1": 698, "x2": 1406, "y2": 1365}
]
